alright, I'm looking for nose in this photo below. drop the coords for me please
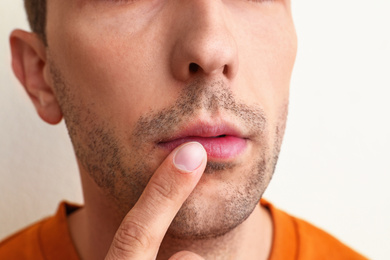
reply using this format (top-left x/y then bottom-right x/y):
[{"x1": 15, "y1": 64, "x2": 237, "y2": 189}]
[{"x1": 169, "y1": 0, "x2": 239, "y2": 82}]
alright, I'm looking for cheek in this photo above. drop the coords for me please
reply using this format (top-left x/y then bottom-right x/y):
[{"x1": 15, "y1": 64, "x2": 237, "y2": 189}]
[
  {"x1": 47, "y1": 14, "x2": 165, "y2": 131},
  {"x1": 235, "y1": 8, "x2": 296, "y2": 123}
]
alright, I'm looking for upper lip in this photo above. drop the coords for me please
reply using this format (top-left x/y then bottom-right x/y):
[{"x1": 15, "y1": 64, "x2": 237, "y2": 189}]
[{"x1": 157, "y1": 119, "x2": 248, "y2": 143}]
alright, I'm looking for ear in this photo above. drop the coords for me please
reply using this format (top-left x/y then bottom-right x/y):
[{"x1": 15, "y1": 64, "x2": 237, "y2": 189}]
[{"x1": 10, "y1": 29, "x2": 63, "y2": 125}]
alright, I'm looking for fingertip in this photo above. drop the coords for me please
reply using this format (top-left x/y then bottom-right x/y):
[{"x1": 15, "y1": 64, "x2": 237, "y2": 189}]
[{"x1": 173, "y1": 142, "x2": 207, "y2": 172}]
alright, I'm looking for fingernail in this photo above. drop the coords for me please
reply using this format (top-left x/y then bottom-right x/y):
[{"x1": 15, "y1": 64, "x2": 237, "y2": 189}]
[{"x1": 174, "y1": 142, "x2": 206, "y2": 172}]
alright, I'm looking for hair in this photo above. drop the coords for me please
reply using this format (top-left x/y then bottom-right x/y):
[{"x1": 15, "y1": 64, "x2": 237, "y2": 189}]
[{"x1": 24, "y1": 0, "x2": 47, "y2": 43}]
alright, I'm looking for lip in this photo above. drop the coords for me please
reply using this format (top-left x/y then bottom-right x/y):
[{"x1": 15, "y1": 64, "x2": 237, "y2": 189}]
[{"x1": 157, "y1": 121, "x2": 248, "y2": 160}]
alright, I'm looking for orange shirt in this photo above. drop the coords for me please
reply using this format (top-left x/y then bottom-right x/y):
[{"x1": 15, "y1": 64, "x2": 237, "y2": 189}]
[{"x1": 0, "y1": 200, "x2": 367, "y2": 260}]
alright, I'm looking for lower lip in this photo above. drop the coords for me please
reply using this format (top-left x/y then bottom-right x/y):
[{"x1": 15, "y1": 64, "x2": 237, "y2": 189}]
[{"x1": 159, "y1": 136, "x2": 247, "y2": 160}]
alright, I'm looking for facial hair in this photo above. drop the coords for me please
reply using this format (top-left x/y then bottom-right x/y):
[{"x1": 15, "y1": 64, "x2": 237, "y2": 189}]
[{"x1": 49, "y1": 60, "x2": 287, "y2": 240}]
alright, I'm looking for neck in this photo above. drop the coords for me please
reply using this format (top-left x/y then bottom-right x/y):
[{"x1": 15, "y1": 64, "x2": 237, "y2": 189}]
[
  {"x1": 68, "y1": 169, "x2": 273, "y2": 260},
  {"x1": 67, "y1": 170, "x2": 122, "y2": 260}
]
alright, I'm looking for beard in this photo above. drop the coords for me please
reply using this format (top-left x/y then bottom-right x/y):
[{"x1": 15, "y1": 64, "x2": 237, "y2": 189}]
[{"x1": 49, "y1": 59, "x2": 287, "y2": 240}]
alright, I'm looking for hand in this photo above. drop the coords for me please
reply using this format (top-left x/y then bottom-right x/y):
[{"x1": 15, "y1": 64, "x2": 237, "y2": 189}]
[{"x1": 105, "y1": 142, "x2": 207, "y2": 260}]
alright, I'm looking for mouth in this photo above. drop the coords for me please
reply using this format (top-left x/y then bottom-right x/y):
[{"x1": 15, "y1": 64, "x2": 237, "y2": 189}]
[{"x1": 157, "y1": 122, "x2": 248, "y2": 160}]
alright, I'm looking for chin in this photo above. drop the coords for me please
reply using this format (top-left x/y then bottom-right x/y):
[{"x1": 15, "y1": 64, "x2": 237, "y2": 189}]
[
  {"x1": 166, "y1": 192, "x2": 260, "y2": 241},
  {"x1": 165, "y1": 159, "x2": 269, "y2": 241}
]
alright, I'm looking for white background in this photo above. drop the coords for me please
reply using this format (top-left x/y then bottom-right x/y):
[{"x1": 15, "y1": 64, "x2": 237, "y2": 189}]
[{"x1": 1, "y1": 1, "x2": 389, "y2": 259}]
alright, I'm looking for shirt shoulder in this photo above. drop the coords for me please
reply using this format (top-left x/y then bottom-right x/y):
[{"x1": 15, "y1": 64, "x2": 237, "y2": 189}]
[
  {"x1": 0, "y1": 202, "x2": 81, "y2": 260},
  {"x1": 0, "y1": 218, "x2": 47, "y2": 260},
  {"x1": 261, "y1": 199, "x2": 367, "y2": 260},
  {"x1": 293, "y1": 216, "x2": 367, "y2": 259}
]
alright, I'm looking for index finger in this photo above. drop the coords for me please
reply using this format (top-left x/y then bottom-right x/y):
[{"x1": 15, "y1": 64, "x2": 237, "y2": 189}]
[{"x1": 105, "y1": 142, "x2": 207, "y2": 260}]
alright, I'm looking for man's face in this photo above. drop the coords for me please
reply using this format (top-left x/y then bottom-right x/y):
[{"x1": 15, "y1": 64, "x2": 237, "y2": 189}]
[{"x1": 45, "y1": 0, "x2": 296, "y2": 239}]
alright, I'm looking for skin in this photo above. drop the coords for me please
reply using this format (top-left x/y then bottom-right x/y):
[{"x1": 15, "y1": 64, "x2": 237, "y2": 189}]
[{"x1": 10, "y1": 0, "x2": 297, "y2": 259}]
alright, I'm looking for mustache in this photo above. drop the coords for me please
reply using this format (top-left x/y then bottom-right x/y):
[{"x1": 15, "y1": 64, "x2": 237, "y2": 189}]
[{"x1": 132, "y1": 79, "x2": 267, "y2": 144}]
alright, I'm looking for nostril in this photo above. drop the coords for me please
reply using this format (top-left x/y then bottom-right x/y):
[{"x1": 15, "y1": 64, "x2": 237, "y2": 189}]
[
  {"x1": 223, "y1": 65, "x2": 228, "y2": 75},
  {"x1": 189, "y1": 63, "x2": 199, "y2": 73}
]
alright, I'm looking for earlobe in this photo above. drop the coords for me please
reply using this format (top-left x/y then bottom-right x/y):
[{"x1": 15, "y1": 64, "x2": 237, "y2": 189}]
[{"x1": 10, "y1": 29, "x2": 63, "y2": 125}]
